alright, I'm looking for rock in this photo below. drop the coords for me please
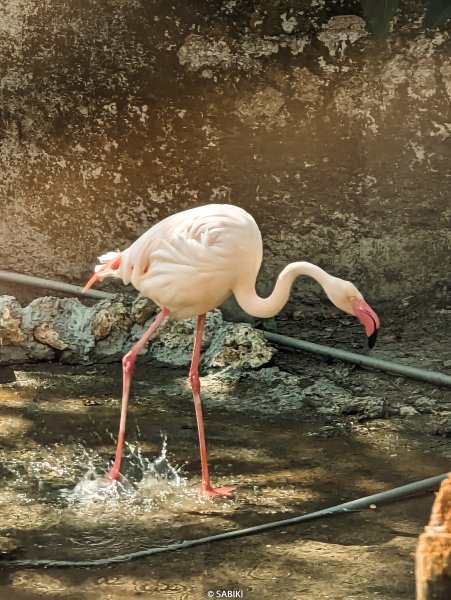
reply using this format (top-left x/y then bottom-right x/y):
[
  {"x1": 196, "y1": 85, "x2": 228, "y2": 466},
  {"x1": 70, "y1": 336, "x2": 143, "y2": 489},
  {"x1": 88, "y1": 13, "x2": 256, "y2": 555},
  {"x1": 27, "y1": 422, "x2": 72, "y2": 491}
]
[
  {"x1": 301, "y1": 377, "x2": 347, "y2": 398},
  {"x1": 91, "y1": 302, "x2": 131, "y2": 341},
  {"x1": 24, "y1": 340, "x2": 56, "y2": 362},
  {"x1": 204, "y1": 323, "x2": 274, "y2": 369},
  {"x1": 300, "y1": 377, "x2": 352, "y2": 417},
  {"x1": 0, "y1": 296, "x2": 27, "y2": 345},
  {"x1": 33, "y1": 321, "x2": 68, "y2": 350},
  {"x1": 203, "y1": 366, "x2": 303, "y2": 415},
  {"x1": 149, "y1": 310, "x2": 275, "y2": 370},
  {"x1": 148, "y1": 310, "x2": 223, "y2": 367},
  {"x1": 0, "y1": 344, "x2": 29, "y2": 365},
  {"x1": 399, "y1": 405, "x2": 419, "y2": 417},
  {"x1": 0, "y1": 296, "x2": 272, "y2": 369},
  {"x1": 294, "y1": 378, "x2": 388, "y2": 420},
  {"x1": 20, "y1": 297, "x2": 95, "y2": 363},
  {"x1": 413, "y1": 397, "x2": 436, "y2": 414},
  {"x1": 246, "y1": 367, "x2": 300, "y2": 386},
  {"x1": 341, "y1": 396, "x2": 387, "y2": 420},
  {"x1": 428, "y1": 414, "x2": 451, "y2": 437},
  {"x1": 130, "y1": 296, "x2": 156, "y2": 325}
]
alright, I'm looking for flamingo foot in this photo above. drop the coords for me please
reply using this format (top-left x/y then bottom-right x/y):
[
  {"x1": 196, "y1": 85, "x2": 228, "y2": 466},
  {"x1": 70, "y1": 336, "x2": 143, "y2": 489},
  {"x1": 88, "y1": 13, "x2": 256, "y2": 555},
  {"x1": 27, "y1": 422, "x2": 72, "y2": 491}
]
[
  {"x1": 106, "y1": 465, "x2": 122, "y2": 482},
  {"x1": 200, "y1": 484, "x2": 236, "y2": 498}
]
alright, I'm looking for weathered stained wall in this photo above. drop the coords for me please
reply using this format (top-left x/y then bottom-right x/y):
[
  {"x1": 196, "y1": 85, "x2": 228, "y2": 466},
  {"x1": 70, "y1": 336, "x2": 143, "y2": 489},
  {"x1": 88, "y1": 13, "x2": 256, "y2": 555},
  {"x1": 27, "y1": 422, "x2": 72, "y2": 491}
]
[{"x1": 0, "y1": 1, "x2": 450, "y2": 311}]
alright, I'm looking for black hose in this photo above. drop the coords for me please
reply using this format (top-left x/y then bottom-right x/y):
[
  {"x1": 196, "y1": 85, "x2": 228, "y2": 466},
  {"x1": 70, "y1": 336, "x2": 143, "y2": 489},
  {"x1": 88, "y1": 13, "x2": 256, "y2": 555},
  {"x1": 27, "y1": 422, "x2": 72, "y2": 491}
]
[{"x1": 2, "y1": 473, "x2": 447, "y2": 569}]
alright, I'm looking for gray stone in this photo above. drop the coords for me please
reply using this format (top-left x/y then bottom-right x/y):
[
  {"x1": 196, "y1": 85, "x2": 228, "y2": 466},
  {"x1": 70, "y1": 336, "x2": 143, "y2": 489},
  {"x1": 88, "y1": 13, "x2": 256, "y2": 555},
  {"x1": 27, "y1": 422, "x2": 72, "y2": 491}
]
[
  {"x1": 341, "y1": 397, "x2": 388, "y2": 420},
  {"x1": 203, "y1": 322, "x2": 274, "y2": 369},
  {"x1": 0, "y1": 296, "x2": 276, "y2": 372},
  {"x1": 23, "y1": 340, "x2": 56, "y2": 362},
  {"x1": 427, "y1": 413, "x2": 451, "y2": 437},
  {"x1": 33, "y1": 321, "x2": 68, "y2": 350},
  {"x1": 413, "y1": 397, "x2": 436, "y2": 414},
  {"x1": 202, "y1": 366, "x2": 303, "y2": 415},
  {"x1": 399, "y1": 406, "x2": 420, "y2": 417},
  {"x1": 91, "y1": 302, "x2": 131, "y2": 341},
  {"x1": 130, "y1": 296, "x2": 156, "y2": 325},
  {"x1": 0, "y1": 345, "x2": 29, "y2": 365}
]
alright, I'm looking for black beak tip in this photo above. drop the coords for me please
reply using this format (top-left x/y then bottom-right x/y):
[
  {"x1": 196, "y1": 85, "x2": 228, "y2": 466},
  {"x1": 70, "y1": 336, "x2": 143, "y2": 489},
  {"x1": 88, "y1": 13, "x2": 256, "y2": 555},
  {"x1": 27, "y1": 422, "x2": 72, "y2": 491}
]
[{"x1": 368, "y1": 329, "x2": 379, "y2": 349}]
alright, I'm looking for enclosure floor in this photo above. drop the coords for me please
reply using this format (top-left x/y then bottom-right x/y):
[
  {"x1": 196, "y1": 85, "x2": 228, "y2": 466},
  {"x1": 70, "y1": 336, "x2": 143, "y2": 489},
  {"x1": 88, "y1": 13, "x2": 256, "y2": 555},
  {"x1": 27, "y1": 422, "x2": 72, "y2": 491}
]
[{"x1": 0, "y1": 362, "x2": 449, "y2": 599}]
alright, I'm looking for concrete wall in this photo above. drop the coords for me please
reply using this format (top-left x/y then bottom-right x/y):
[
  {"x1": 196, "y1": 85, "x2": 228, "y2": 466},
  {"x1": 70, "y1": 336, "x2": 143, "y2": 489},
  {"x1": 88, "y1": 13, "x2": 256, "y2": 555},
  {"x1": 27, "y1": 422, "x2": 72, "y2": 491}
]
[{"x1": 1, "y1": 1, "x2": 450, "y2": 312}]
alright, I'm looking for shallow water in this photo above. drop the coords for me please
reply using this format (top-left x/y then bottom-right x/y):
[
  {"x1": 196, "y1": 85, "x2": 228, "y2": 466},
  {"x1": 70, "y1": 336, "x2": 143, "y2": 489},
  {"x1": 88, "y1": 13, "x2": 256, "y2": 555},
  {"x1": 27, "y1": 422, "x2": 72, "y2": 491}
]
[{"x1": 0, "y1": 364, "x2": 449, "y2": 599}]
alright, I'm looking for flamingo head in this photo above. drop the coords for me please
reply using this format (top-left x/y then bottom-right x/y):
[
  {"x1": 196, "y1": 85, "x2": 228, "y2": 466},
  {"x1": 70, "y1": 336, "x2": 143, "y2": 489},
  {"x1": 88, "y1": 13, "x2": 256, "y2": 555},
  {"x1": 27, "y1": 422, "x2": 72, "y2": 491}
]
[{"x1": 324, "y1": 278, "x2": 380, "y2": 349}]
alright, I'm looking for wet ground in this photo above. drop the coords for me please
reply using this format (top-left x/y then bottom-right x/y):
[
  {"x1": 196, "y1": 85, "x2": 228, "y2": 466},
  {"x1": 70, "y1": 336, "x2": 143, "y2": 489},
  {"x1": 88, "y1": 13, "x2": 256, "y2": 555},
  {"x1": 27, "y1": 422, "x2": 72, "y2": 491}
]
[
  {"x1": 273, "y1": 297, "x2": 451, "y2": 436},
  {"x1": 0, "y1": 354, "x2": 449, "y2": 599}
]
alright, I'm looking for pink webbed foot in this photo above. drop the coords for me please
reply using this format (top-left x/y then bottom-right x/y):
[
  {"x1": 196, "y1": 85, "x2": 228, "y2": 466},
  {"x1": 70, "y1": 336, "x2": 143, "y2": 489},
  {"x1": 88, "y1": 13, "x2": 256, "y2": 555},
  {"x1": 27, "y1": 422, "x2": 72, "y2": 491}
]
[{"x1": 200, "y1": 484, "x2": 236, "y2": 498}]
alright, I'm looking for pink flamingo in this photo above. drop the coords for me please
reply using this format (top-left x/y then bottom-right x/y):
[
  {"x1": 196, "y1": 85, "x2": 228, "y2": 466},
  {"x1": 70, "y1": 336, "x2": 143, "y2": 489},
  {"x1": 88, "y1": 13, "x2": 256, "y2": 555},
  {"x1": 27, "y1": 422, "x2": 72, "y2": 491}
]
[{"x1": 83, "y1": 204, "x2": 380, "y2": 497}]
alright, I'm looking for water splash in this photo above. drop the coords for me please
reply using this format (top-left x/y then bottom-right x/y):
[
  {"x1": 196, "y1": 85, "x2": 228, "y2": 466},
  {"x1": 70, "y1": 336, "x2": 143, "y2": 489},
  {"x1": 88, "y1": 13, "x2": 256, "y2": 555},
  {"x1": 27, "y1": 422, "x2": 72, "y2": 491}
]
[{"x1": 60, "y1": 435, "x2": 191, "y2": 510}]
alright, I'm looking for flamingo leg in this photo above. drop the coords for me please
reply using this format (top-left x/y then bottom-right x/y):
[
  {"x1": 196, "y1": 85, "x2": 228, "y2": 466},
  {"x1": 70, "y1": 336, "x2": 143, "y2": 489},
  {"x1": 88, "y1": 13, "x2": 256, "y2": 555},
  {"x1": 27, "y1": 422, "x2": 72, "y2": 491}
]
[
  {"x1": 189, "y1": 314, "x2": 236, "y2": 498},
  {"x1": 108, "y1": 307, "x2": 170, "y2": 481}
]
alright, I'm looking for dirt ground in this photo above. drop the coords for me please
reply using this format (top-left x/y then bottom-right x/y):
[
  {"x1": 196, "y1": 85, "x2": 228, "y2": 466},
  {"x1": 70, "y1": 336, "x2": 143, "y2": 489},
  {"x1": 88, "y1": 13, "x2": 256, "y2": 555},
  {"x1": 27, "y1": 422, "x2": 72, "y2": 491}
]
[
  {"x1": 0, "y1": 296, "x2": 449, "y2": 599},
  {"x1": 273, "y1": 293, "x2": 451, "y2": 441}
]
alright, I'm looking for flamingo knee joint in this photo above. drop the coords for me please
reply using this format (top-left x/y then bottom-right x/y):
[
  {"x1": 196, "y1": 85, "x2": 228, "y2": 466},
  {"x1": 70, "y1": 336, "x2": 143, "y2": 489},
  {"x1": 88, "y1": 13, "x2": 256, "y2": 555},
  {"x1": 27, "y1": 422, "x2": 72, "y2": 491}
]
[{"x1": 189, "y1": 372, "x2": 201, "y2": 394}]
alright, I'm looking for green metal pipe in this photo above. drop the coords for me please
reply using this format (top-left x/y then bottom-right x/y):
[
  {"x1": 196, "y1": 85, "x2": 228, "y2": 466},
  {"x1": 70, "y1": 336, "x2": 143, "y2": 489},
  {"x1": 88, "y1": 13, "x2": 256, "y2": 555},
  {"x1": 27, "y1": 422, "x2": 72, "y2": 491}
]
[
  {"x1": 263, "y1": 331, "x2": 451, "y2": 388},
  {"x1": 0, "y1": 270, "x2": 115, "y2": 301}
]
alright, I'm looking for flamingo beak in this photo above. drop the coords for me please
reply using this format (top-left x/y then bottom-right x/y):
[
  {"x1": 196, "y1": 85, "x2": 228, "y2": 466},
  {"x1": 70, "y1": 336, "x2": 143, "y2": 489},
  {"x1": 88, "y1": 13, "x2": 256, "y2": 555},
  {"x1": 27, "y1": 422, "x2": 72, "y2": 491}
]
[
  {"x1": 352, "y1": 299, "x2": 380, "y2": 349},
  {"x1": 82, "y1": 254, "x2": 122, "y2": 294},
  {"x1": 82, "y1": 273, "x2": 100, "y2": 293}
]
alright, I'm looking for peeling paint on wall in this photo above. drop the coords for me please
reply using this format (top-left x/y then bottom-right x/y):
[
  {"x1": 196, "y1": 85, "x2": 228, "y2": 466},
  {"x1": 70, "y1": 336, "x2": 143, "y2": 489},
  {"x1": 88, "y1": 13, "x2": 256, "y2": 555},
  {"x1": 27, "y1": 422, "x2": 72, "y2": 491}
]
[{"x1": 317, "y1": 15, "x2": 368, "y2": 57}]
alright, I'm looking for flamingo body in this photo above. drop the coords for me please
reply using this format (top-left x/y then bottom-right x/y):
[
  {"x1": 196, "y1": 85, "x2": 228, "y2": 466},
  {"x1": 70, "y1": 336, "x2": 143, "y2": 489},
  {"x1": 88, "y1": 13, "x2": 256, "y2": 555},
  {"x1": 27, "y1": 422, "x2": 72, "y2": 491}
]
[{"x1": 99, "y1": 205, "x2": 262, "y2": 319}]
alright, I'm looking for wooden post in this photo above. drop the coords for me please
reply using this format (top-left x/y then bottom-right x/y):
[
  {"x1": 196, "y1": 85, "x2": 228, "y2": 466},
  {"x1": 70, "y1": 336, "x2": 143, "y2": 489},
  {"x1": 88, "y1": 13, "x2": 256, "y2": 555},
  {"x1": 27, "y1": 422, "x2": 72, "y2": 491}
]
[{"x1": 416, "y1": 472, "x2": 451, "y2": 600}]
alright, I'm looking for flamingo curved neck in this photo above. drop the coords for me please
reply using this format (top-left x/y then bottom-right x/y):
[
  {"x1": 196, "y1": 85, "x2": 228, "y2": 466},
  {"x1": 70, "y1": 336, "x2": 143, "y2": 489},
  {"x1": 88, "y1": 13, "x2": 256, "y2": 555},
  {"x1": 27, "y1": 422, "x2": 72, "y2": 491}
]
[{"x1": 233, "y1": 262, "x2": 331, "y2": 319}]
